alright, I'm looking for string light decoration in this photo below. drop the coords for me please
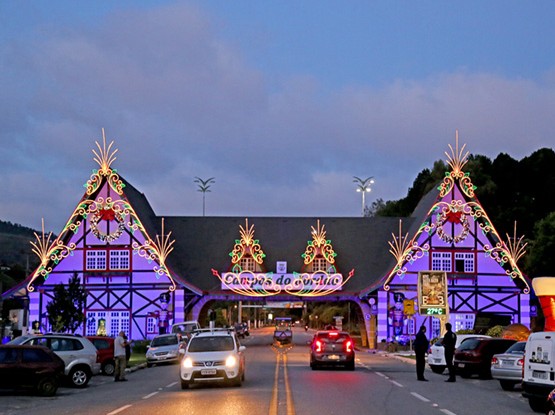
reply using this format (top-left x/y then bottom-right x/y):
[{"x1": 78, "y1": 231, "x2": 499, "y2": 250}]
[
  {"x1": 27, "y1": 219, "x2": 77, "y2": 291},
  {"x1": 229, "y1": 218, "x2": 266, "y2": 270},
  {"x1": 85, "y1": 128, "x2": 125, "y2": 196},
  {"x1": 132, "y1": 218, "x2": 177, "y2": 292},
  {"x1": 383, "y1": 219, "x2": 430, "y2": 291},
  {"x1": 285, "y1": 269, "x2": 355, "y2": 297},
  {"x1": 484, "y1": 221, "x2": 529, "y2": 290},
  {"x1": 302, "y1": 220, "x2": 337, "y2": 266},
  {"x1": 26, "y1": 132, "x2": 177, "y2": 291},
  {"x1": 382, "y1": 133, "x2": 530, "y2": 293},
  {"x1": 211, "y1": 269, "x2": 281, "y2": 297}
]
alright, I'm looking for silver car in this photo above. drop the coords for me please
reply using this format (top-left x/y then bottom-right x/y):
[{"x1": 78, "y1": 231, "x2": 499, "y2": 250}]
[
  {"x1": 491, "y1": 341, "x2": 526, "y2": 390},
  {"x1": 427, "y1": 334, "x2": 491, "y2": 373},
  {"x1": 146, "y1": 334, "x2": 182, "y2": 367},
  {"x1": 9, "y1": 334, "x2": 101, "y2": 388}
]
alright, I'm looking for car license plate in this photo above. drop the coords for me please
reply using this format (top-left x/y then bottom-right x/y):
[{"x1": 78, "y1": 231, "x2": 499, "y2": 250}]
[
  {"x1": 328, "y1": 354, "x2": 340, "y2": 360},
  {"x1": 533, "y1": 370, "x2": 548, "y2": 380},
  {"x1": 457, "y1": 363, "x2": 465, "y2": 368},
  {"x1": 201, "y1": 369, "x2": 217, "y2": 376},
  {"x1": 434, "y1": 359, "x2": 442, "y2": 363}
]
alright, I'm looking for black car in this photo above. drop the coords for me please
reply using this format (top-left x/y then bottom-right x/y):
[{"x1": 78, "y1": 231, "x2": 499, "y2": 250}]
[
  {"x1": 0, "y1": 345, "x2": 65, "y2": 396},
  {"x1": 309, "y1": 330, "x2": 355, "y2": 370},
  {"x1": 454, "y1": 338, "x2": 516, "y2": 379}
]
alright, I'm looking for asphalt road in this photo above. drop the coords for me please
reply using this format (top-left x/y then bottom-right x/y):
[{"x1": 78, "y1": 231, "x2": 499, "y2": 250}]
[{"x1": 0, "y1": 327, "x2": 534, "y2": 415}]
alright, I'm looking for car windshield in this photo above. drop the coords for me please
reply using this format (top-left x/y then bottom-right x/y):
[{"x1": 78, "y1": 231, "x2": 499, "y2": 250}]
[
  {"x1": 151, "y1": 336, "x2": 178, "y2": 347},
  {"x1": 188, "y1": 336, "x2": 234, "y2": 352},
  {"x1": 172, "y1": 323, "x2": 197, "y2": 334},
  {"x1": 504, "y1": 341, "x2": 526, "y2": 354},
  {"x1": 433, "y1": 338, "x2": 443, "y2": 347}
]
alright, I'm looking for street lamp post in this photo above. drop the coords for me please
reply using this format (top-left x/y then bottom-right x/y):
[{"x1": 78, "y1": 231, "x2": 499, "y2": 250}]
[
  {"x1": 194, "y1": 177, "x2": 215, "y2": 216},
  {"x1": 353, "y1": 176, "x2": 374, "y2": 216}
]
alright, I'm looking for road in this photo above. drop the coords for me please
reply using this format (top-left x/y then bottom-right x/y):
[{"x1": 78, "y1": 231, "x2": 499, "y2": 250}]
[{"x1": 0, "y1": 327, "x2": 534, "y2": 415}]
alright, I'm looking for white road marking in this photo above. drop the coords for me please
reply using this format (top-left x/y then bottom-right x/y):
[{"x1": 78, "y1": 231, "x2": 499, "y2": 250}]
[
  {"x1": 410, "y1": 392, "x2": 430, "y2": 402},
  {"x1": 440, "y1": 409, "x2": 457, "y2": 415},
  {"x1": 142, "y1": 391, "x2": 159, "y2": 400},
  {"x1": 107, "y1": 405, "x2": 132, "y2": 415},
  {"x1": 375, "y1": 371, "x2": 385, "y2": 377},
  {"x1": 390, "y1": 380, "x2": 403, "y2": 387},
  {"x1": 166, "y1": 382, "x2": 178, "y2": 388}
]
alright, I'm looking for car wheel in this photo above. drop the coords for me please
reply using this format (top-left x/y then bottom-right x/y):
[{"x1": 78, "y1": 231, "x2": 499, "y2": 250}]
[
  {"x1": 36, "y1": 377, "x2": 59, "y2": 397},
  {"x1": 430, "y1": 365, "x2": 445, "y2": 374},
  {"x1": 102, "y1": 360, "x2": 115, "y2": 376},
  {"x1": 499, "y1": 380, "x2": 516, "y2": 391},
  {"x1": 231, "y1": 377, "x2": 242, "y2": 387},
  {"x1": 147, "y1": 363, "x2": 153, "y2": 368},
  {"x1": 181, "y1": 380, "x2": 190, "y2": 389},
  {"x1": 528, "y1": 397, "x2": 546, "y2": 412},
  {"x1": 69, "y1": 366, "x2": 91, "y2": 388},
  {"x1": 346, "y1": 361, "x2": 355, "y2": 371},
  {"x1": 459, "y1": 369, "x2": 471, "y2": 379}
]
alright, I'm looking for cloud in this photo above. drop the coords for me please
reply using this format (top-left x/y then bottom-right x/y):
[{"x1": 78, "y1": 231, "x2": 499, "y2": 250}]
[{"x1": 1, "y1": 3, "x2": 554, "y2": 232}]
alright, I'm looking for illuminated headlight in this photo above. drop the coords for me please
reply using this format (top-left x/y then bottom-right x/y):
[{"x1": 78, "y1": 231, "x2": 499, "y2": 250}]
[
  {"x1": 226, "y1": 355, "x2": 238, "y2": 368},
  {"x1": 182, "y1": 357, "x2": 193, "y2": 368}
]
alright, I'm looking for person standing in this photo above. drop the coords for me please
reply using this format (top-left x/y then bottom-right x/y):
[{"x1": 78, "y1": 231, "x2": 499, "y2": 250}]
[
  {"x1": 414, "y1": 325, "x2": 429, "y2": 381},
  {"x1": 114, "y1": 331, "x2": 128, "y2": 382},
  {"x1": 443, "y1": 322, "x2": 457, "y2": 382}
]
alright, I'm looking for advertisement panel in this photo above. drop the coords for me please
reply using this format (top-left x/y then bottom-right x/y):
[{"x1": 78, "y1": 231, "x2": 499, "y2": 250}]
[{"x1": 418, "y1": 271, "x2": 448, "y2": 316}]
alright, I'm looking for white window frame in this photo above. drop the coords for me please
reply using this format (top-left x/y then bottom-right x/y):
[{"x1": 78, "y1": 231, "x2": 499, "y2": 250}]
[
  {"x1": 454, "y1": 252, "x2": 475, "y2": 273},
  {"x1": 312, "y1": 257, "x2": 328, "y2": 272},
  {"x1": 110, "y1": 250, "x2": 130, "y2": 270},
  {"x1": 240, "y1": 257, "x2": 255, "y2": 272},
  {"x1": 86, "y1": 250, "x2": 107, "y2": 270},
  {"x1": 431, "y1": 252, "x2": 452, "y2": 272}
]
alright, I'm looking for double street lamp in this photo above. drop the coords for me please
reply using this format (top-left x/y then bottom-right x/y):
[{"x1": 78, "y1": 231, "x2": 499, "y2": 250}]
[
  {"x1": 194, "y1": 177, "x2": 215, "y2": 216},
  {"x1": 353, "y1": 176, "x2": 374, "y2": 217}
]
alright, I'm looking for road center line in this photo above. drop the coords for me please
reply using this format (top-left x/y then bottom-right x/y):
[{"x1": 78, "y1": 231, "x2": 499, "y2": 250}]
[
  {"x1": 440, "y1": 409, "x2": 457, "y2": 415},
  {"x1": 165, "y1": 382, "x2": 177, "y2": 388},
  {"x1": 410, "y1": 392, "x2": 430, "y2": 402},
  {"x1": 269, "y1": 353, "x2": 280, "y2": 415},
  {"x1": 375, "y1": 371, "x2": 385, "y2": 377},
  {"x1": 283, "y1": 354, "x2": 296, "y2": 415},
  {"x1": 142, "y1": 391, "x2": 159, "y2": 400},
  {"x1": 390, "y1": 380, "x2": 403, "y2": 387},
  {"x1": 106, "y1": 404, "x2": 132, "y2": 415}
]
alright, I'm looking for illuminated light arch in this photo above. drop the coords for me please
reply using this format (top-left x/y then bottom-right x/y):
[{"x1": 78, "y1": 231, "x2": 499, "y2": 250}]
[
  {"x1": 211, "y1": 269, "x2": 281, "y2": 297},
  {"x1": 285, "y1": 269, "x2": 355, "y2": 297},
  {"x1": 85, "y1": 129, "x2": 125, "y2": 196}
]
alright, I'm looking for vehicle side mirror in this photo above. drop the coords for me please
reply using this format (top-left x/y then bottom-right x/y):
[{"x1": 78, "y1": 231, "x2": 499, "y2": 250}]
[{"x1": 239, "y1": 345, "x2": 246, "y2": 352}]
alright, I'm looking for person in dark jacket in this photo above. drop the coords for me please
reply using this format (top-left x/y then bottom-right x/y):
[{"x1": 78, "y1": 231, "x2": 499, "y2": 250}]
[
  {"x1": 443, "y1": 322, "x2": 457, "y2": 382},
  {"x1": 414, "y1": 325, "x2": 429, "y2": 381}
]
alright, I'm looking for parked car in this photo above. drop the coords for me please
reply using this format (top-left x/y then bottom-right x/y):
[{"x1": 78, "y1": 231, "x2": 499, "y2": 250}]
[
  {"x1": 0, "y1": 345, "x2": 65, "y2": 396},
  {"x1": 428, "y1": 334, "x2": 491, "y2": 374},
  {"x1": 146, "y1": 334, "x2": 182, "y2": 367},
  {"x1": 86, "y1": 336, "x2": 115, "y2": 376},
  {"x1": 490, "y1": 341, "x2": 526, "y2": 390},
  {"x1": 9, "y1": 334, "x2": 101, "y2": 388},
  {"x1": 180, "y1": 328, "x2": 246, "y2": 389},
  {"x1": 454, "y1": 337, "x2": 517, "y2": 379},
  {"x1": 309, "y1": 330, "x2": 355, "y2": 370}
]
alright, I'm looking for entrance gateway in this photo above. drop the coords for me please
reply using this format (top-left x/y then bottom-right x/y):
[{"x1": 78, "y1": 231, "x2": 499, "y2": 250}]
[{"x1": 2, "y1": 132, "x2": 530, "y2": 347}]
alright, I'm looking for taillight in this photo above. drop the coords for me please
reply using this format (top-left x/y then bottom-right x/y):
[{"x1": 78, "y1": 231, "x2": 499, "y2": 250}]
[
  {"x1": 491, "y1": 357, "x2": 498, "y2": 365},
  {"x1": 517, "y1": 358, "x2": 524, "y2": 367},
  {"x1": 315, "y1": 340, "x2": 323, "y2": 352},
  {"x1": 345, "y1": 340, "x2": 353, "y2": 353}
]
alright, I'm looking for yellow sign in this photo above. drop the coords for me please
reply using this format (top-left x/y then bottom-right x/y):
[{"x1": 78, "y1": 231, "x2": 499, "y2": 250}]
[
  {"x1": 403, "y1": 299, "x2": 415, "y2": 315},
  {"x1": 418, "y1": 271, "x2": 448, "y2": 315}
]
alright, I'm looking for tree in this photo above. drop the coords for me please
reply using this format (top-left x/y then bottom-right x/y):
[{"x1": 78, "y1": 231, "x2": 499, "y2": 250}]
[
  {"x1": 526, "y1": 212, "x2": 555, "y2": 277},
  {"x1": 46, "y1": 273, "x2": 87, "y2": 333}
]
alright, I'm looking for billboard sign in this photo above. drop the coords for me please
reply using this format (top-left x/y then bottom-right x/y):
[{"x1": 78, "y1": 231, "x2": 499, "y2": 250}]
[{"x1": 418, "y1": 271, "x2": 448, "y2": 316}]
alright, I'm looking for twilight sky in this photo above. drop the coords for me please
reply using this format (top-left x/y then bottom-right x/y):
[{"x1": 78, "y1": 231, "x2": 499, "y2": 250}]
[{"x1": 1, "y1": 1, "x2": 555, "y2": 233}]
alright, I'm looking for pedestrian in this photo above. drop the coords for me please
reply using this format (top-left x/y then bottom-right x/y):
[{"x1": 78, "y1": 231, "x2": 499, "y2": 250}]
[
  {"x1": 414, "y1": 325, "x2": 429, "y2": 381},
  {"x1": 114, "y1": 330, "x2": 128, "y2": 382},
  {"x1": 443, "y1": 322, "x2": 457, "y2": 382},
  {"x1": 124, "y1": 334, "x2": 131, "y2": 364}
]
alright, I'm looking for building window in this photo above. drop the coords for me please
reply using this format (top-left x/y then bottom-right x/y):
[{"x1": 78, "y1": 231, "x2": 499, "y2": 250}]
[
  {"x1": 311, "y1": 257, "x2": 329, "y2": 272},
  {"x1": 454, "y1": 253, "x2": 474, "y2": 273},
  {"x1": 240, "y1": 257, "x2": 256, "y2": 272},
  {"x1": 454, "y1": 313, "x2": 475, "y2": 332},
  {"x1": 86, "y1": 250, "x2": 107, "y2": 270},
  {"x1": 146, "y1": 317, "x2": 157, "y2": 334},
  {"x1": 431, "y1": 252, "x2": 451, "y2": 272},
  {"x1": 110, "y1": 250, "x2": 130, "y2": 270}
]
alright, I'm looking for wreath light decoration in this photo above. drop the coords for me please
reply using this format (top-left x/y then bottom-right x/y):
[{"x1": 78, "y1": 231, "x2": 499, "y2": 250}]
[
  {"x1": 436, "y1": 205, "x2": 470, "y2": 244},
  {"x1": 90, "y1": 203, "x2": 126, "y2": 243}
]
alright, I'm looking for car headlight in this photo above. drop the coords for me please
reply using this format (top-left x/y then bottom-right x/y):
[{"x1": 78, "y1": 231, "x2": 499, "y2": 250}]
[
  {"x1": 182, "y1": 357, "x2": 193, "y2": 368},
  {"x1": 226, "y1": 355, "x2": 237, "y2": 368}
]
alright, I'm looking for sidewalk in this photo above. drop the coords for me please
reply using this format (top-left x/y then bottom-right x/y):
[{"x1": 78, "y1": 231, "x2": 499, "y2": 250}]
[{"x1": 355, "y1": 346, "x2": 417, "y2": 364}]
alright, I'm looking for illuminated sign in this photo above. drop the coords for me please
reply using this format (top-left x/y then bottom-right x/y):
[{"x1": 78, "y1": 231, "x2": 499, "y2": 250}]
[
  {"x1": 418, "y1": 271, "x2": 448, "y2": 316},
  {"x1": 220, "y1": 272, "x2": 345, "y2": 292}
]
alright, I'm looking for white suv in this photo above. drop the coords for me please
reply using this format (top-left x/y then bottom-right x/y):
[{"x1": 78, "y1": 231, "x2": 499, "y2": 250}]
[
  {"x1": 9, "y1": 334, "x2": 101, "y2": 388},
  {"x1": 180, "y1": 328, "x2": 246, "y2": 389}
]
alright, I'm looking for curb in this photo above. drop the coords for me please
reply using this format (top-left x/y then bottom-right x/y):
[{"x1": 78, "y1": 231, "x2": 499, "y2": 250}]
[{"x1": 126, "y1": 363, "x2": 147, "y2": 373}]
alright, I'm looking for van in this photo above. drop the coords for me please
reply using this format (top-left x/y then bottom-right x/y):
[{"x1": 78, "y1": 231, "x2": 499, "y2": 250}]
[
  {"x1": 171, "y1": 321, "x2": 200, "y2": 340},
  {"x1": 522, "y1": 331, "x2": 555, "y2": 412}
]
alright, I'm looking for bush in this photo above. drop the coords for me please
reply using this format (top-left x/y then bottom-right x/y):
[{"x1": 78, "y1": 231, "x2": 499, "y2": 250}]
[
  {"x1": 131, "y1": 340, "x2": 150, "y2": 354},
  {"x1": 486, "y1": 325, "x2": 504, "y2": 337}
]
